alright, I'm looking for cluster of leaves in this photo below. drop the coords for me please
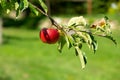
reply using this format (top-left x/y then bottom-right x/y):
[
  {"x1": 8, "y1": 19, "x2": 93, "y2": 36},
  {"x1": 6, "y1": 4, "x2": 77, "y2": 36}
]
[
  {"x1": 0, "y1": 0, "x2": 116, "y2": 69},
  {"x1": 57, "y1": 16, "x2": 117, "y2": 68},
  {"x1": 0, "y1": 0, "x2": 47, "y2": 17}
]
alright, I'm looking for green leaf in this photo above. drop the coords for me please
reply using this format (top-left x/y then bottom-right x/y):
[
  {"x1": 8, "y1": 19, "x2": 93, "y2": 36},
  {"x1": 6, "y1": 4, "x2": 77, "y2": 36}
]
[
  {"x1": 89, "y1": 34, "x2": 98, "y2": 53},
  {"x1": 75, "y1": 43, "x2": 82, "y2": 56},
  {"x1": 104, "y1": 35, "x2": 117, "y2": 45},
  {"x1": 29, "y1": 3, "x2": 39, "y2": 16},
  {"x1": 6, "y1": 9, "x2": 10, "y2": 14},
  {"x1": 16, "y1": 0, "x2": 29, "y2": 18},
  {"x1": 0, "y1": 0, "x2": 15, "y2": 14},
  {"x1": 75, "y1": 48, "x2": 78, "y2": 56},
  {"x1": 0, "y1": 0, "x2": 16, "y2": 8},
  {"x1": 82, "y1": 33, "x2": 92, "y2": 49},
  {"x1": 57, "y1": 36, "x2": 66, "y2": 53},
  {"x1": 19, "y1": 1, "x2": 24, "y2": 10},
  {"x1": 77, "y1": 32, "x2": 88, "y2": 43},
  {"x1": 15, "y1": 2, "x2": 19, "y2": 10},
  {"x1": 67, "y1": 16, "x2": 86, "y2": 27},
  {"x1": 22, "y1": 0, "x2": 29, "y2": 11},
  {"x1": 0, "y1": 0, "x2": 6, "y2": 8},
  {"x1": 104, "y1": 16, "x2": 109, "y2": 21},
  {"x1": 75, "y1": 46, "x2": 86, "y2": 69},
  {"x1": 38, "y1": 0, "x2": 48, "y2": 13},
  {"x1": 83, "y1": 52, "x2": 87, "y2": 64},
  {"x1": 91, "y1": 40, "x2": 97, "y2": 53},
  {"x1": 65, "y1": 35, "x2": 72, "y2": 49},
  {"x1": 97, "y1": 26, "x2": 105, "y2": 32},
  {"x1": 16, "y1": 6, "x2": 20, "y2": 18},
  {"x1": 16, "y1": 3, "x2": 22, "y2": 18}
]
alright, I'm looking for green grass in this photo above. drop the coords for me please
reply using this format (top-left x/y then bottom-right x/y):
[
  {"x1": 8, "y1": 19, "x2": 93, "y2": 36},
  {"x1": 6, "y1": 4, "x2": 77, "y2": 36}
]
[{"x1": 0, "y1": 28, "x2": 120, "y2": 80}]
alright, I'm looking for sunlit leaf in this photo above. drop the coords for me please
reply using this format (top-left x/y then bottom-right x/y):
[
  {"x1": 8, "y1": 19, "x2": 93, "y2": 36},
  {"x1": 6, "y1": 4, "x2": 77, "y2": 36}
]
[
  {"x1": 15, "y1": 2, "x2": 19, "y2": 10},
  {"x1": 75, "y1": 46, "x2": 86, "y2": 69},
  {"x1": 29, "y1": 3, "x2": 39, "y2": 16},
  {"x1": 75, "y1": 43, "x2": 82, "y2": 56},
  {"x1": 0, "y1": 0, "x2": 16, "y2": 14},
  {"x1": 75, "y1": 48, "x2": 78, "y2": 56},
  {"x1": 68, "y1": 16, "x2": 86, "y2": 27},
  {"x1": 104, "y1": 35, "x2": 117, "y2": 45},
  {"x1": 16, "y1": 0, "x2": 29, "y2": 18},
  {"x1": 83, "y1": 52, "x2": 87, "y2": 64},
  {"x1": 89, "y1": 34, "x2": 97, "y2": 53},
  {"x1": 19, "y1": 0, "x2": 29, "y2": 11},
  {"x1": 65, "y1": 35, "x2": 72, "y2": 49},
  {"x1": 15, "y1": 2, "x2": 23, "y2": 18},
  {"x1": 38, "y1": 0, "x2": 48, "y2": 13},
  {"x1": 6, "y1": 9, "x2": 10, "y2": 14},
  {"x1": 57, "y1": 36, "x2": 66, "y2": 53},
  {"x1": 77, "y1": 32, "x2": 88, "y2": 43}
]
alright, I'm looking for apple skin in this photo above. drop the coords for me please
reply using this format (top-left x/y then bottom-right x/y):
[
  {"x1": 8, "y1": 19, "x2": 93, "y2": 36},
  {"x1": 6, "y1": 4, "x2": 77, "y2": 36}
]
[{"x1": 40, "y1": 28, "x2": 60, "y2": 44}]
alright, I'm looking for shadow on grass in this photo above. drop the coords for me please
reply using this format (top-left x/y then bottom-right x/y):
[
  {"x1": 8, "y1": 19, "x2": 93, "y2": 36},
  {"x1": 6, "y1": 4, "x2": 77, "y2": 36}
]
[
  {"x1": 0, "y1": 76, "x2": 11, "y2": 80},
  {"x1": 0, "y1": 70, "x2": 12, "y2": 80},
  {"x1": 3, "y1": 35, "x2": 39, "y2": 44}
]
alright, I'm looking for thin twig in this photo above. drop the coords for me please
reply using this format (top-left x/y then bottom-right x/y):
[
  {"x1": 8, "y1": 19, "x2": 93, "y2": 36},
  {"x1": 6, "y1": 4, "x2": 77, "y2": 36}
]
[
  {"x1": 29, "y1": 2, "x2": 62, "y2": 30},
  {"x1": 29, "y1": 2, "x2": 48, "y2": 17}
]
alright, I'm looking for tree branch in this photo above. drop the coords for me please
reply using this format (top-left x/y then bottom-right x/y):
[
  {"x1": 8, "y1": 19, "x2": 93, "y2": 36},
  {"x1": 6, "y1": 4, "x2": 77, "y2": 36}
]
[{"x1": 29, "y1": 2, "x2": 62, "y2": 30}]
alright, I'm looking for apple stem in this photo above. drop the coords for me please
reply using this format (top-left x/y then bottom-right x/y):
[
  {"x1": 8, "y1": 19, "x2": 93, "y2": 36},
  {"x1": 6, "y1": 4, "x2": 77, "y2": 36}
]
[{"x1": 29, "y1": 2, "x2": 63, "y2": 30}]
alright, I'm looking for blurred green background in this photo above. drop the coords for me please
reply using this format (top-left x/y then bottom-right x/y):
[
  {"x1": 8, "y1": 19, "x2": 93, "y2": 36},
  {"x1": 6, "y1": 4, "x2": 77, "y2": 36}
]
[{"x1": 0, "y1": 0, "x2": 120, "y2": 80}]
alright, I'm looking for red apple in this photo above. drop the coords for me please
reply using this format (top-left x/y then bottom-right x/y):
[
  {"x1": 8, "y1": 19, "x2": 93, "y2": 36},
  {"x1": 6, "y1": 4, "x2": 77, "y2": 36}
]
[{"x1": 39, "y1": 28, "x2": 60, "y2": 44}]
